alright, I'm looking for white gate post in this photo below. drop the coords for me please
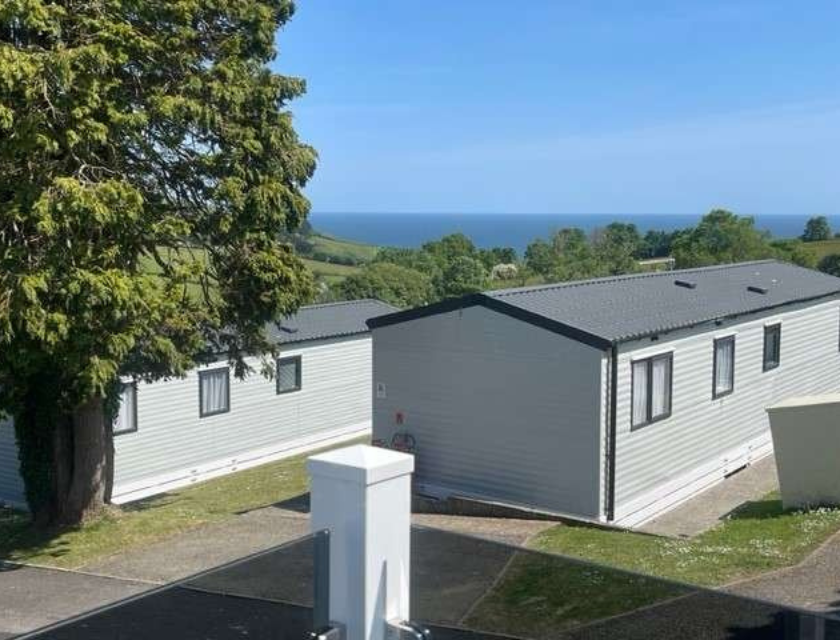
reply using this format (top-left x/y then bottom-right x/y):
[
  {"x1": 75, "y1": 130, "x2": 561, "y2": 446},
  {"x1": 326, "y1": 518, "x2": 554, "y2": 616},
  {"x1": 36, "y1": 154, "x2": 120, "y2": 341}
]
[{"x1": 308, "y1": 445, "x2": 415, "y2": 640}]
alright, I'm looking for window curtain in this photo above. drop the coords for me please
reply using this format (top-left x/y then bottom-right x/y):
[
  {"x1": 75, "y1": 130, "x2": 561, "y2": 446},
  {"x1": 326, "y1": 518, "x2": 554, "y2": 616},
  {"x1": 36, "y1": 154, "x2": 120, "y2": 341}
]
[
  {"x1": 764, "y1": 327, "x2": 780, "y2": 367},
  {"x1": 651, "y1": 357, "x2": 671, "y2": 417},
  {"x1": 715, "y1": 340, "x2": 734, "y2": 394},
  {"x1": 113, "y1": 383, "x2": 136, "y2": 433},
  {"x1": 632, "y1": 360, "x2": 648, "y2": 425},
  {"x1": 201, "y1": 370, "x2": 228, "y2": 414},
  {"x1": 277, "y1": 358, "x2": 300, "y2": 392}
]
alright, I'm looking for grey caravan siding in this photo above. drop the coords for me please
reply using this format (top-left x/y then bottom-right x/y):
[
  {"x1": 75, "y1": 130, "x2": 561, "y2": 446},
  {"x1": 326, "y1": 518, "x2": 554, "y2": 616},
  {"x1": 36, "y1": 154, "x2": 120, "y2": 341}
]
[
  {"x1": 372, "y1": 305, "x2": 605, "y2": 518},
  {"x1": 0, "y1": 417, "x2": 25, "y2": 507},
  {"x1": 612, "y1": 296, "x2": 840, "y2": 524},
  {"x1": 113, "y1": 334, "x2": 371, "y2": 499}
]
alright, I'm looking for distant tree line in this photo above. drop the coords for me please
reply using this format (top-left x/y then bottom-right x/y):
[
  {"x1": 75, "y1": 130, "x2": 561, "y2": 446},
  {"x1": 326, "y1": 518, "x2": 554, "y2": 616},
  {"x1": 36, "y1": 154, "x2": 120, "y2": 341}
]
[
  {"x1": 321, "y1": 209, "x2": 837, "y2": 308},
  {"x1": 321, "y1": 233, "x2": 517, "y2": 307}
]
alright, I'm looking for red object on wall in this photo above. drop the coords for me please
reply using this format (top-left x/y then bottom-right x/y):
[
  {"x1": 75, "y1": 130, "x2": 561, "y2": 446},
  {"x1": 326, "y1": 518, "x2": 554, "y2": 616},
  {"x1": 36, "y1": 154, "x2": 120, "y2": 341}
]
[{"x1": 395, "y1": 411, "x2": 404, "y2": 425}]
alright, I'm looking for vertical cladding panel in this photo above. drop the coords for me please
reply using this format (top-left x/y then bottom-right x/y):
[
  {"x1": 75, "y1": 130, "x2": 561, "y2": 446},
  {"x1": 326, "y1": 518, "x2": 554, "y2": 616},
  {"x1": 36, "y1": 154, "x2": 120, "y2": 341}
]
[
  {"x1": 614, "y1": 297, "x2": 840, "y2": 518},
  {"x1": 0, "y1": 417, "x2": 25, "y2": 507},
  {"x1": 372, "y1": 305, "x2": 605, "y2": 518},
  {"x1": 113, "y1": 335, "x2": 372, "y2": 488}
]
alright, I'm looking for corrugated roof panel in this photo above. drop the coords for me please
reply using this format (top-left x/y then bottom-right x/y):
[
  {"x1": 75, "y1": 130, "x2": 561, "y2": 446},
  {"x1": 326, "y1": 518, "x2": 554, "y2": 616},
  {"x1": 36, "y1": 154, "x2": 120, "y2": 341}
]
[
  {"x1": 486, "y1": 260, "x2": 840, "y2": 342},
  {"x1": 266, "y1": 299, "x2": 398, "y2": 345}
]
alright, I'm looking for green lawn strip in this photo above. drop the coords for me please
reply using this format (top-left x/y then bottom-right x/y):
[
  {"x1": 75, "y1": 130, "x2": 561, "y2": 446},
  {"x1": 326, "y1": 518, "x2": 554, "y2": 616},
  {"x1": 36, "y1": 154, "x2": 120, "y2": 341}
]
[
  {"x1": 0, "y1": 437, "x2": 366, "y2": 570},
  {"x1": 529, "y1": 494, "x2": 840, "y2": 587},
  {"x1": 463, "y1": 551, "x2": 691, "y2": 637}
]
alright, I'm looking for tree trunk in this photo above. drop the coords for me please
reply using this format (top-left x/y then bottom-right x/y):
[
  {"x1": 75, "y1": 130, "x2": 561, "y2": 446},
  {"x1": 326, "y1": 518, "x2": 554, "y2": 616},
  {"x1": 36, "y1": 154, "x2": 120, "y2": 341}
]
[{"x1": 59, "y1": 394, "x2": 108, "y2": 525}]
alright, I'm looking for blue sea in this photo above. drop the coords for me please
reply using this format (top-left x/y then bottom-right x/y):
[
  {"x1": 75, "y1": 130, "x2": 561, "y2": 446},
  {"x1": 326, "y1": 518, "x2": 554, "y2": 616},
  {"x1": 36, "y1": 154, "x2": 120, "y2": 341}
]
[{"x1": 310, "y1": 213, "x2": 840, "y2": 254}]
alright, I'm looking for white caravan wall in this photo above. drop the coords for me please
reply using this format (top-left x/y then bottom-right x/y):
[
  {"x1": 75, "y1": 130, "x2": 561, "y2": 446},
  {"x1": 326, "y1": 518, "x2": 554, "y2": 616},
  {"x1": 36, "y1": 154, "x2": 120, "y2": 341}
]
[
  {"x1": 613, "y1": 297, "x2": 840, "y2": 525},
  {"x1": 372, "y1": 305, "x2": 605, "y2": 518},
  {"x1": 112, "y1": 335, "x2": 372, "y2": 501}
]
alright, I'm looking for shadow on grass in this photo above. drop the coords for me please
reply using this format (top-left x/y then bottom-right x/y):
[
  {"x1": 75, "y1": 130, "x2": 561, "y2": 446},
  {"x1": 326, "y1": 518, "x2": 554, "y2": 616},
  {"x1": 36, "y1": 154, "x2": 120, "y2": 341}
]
[
  {"x1": 0, "y1": 507, "x2": 75, "y2": 562},
  {"x1": 121, "y1": 491, "x2": 181, "y2": 513},
  {"x1": 723, "y1": 497, "x2": 787, "y2": 522},
  {"x1": 725, "y1": 494, "x2": 839, "y2": 523}
]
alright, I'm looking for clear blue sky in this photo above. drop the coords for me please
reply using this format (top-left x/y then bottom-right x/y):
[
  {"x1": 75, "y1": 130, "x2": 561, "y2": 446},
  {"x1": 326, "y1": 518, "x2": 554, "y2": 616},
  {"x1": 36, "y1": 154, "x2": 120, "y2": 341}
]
[{"x1": 274, "y1": 1, "x2": 839, "y2": 215}]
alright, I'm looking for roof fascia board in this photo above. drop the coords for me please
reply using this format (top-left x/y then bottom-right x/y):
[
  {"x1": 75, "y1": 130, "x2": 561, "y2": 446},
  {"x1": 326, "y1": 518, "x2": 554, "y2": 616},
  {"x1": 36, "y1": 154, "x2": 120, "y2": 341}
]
[
  {"x1": 366, "y1": 293, "x2": 611, "y2": 350},
  {"x1": 479, "y1": 296, "x2": 611, "y2": 350}
]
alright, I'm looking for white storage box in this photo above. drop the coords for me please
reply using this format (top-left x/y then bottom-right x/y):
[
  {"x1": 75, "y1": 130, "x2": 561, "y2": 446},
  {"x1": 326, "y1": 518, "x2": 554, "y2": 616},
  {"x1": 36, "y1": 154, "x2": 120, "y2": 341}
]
[{"x1": 766, "y1": 394, "x2": 840, "y2": 509}]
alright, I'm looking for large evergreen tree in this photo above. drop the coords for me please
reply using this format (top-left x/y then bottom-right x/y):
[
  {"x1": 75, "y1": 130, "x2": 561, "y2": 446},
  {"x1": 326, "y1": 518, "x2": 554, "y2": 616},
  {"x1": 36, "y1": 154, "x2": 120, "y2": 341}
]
[{"x1": 0, "y1": 1, "x2": 316, "y2": 524}]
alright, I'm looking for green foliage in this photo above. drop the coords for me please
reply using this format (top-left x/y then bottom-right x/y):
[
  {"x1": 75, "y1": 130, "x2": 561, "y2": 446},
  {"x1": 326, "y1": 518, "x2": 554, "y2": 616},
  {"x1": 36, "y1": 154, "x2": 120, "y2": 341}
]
[
  {"x1": 591, "y1": 222, "x2": 641, "y2": 275},
  {"x1": 802, "y1": 216, "x2": 832, "y2": 242},
  {"x1": 422, "y1": 232, "x2": 478, "y2": 265},
  {"x1": 671, "y1": 209, "x2": 778, "y2": 268},
  {"x1": 478, "y1": 246, "x2": 517, "y2": 269},
  {"x1": 818, "y1": 254, "x2": 840, "y2": 277},
  {"x1": 374, "y1": 246, "x2": 442, "y2": 278},
  {"x1": 524, "y1": 228, "x2": 608, "y2": 282},
  {"x1": 523, "y1": 238, "x2": 555, "y2": 275},
  {"x1": 638, "y1": 229, "x2": 680, "y2": 259},
  {"x1": 438, "y1": 255, "x2": 488, "y2": 297},
  {"x1": 333, "y1": 263, "x2": 433, "y2": 308},
  {"x1": 771, "y1": 239, "x2": 817, "y2": 268},
  {"x1": 0, "y1": 0, "x2": 316, "y2": 515}
]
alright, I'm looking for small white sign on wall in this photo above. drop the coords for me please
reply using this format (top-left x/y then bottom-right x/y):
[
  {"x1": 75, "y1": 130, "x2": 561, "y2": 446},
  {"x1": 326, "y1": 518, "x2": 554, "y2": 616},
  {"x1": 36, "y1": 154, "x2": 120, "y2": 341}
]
[{"x1": 376, "y1": 382, "x2": 387, "y2": 399}]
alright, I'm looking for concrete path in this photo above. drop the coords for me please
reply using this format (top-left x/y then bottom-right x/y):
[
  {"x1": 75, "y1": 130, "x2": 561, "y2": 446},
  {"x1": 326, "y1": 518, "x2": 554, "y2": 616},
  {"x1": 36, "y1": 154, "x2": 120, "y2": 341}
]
[
  {"x1": 81, "y1": 505, "x2": 311, "y2": 583},
  {"x1": 0, "y1": 562, "x2": 149, "y2": 638},
  {"x1": 726, "y1": 529, "x2": 840, "y2": 618},
  {"x1": 639, "y1": 456, "x2": 779, "y2": 538},
  {"x1": 0, "y1": 499, "x2": 553, "y2": 637}
]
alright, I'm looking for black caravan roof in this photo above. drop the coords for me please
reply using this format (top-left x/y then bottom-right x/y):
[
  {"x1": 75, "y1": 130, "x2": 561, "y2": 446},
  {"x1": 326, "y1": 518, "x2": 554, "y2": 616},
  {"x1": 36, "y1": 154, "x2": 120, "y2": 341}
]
[{"x1": 369, "y1": 261, "x2": 840, "y2": 349}]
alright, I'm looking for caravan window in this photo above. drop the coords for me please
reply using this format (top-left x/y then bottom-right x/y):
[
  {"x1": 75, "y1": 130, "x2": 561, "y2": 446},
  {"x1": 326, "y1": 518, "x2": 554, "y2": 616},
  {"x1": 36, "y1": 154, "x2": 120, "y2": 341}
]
[
  {"x1": 276, "y1": 356, "x2": 302, "y2": 394},
  {"x1": 199, "y1": 368, "x2": 230, "y2": 417},
  {"x1": 763, "y1": 325, "x2": 781, "y2": 371},
  {"x1": 113, "y1": 382, "x2": 138, "y2": 435},
  {"x1": 631, "y1": 353, "x2": 672, "y2": 429},
  {"x1": 713, "y1": 336, "x2": 735, "y2": 398}
]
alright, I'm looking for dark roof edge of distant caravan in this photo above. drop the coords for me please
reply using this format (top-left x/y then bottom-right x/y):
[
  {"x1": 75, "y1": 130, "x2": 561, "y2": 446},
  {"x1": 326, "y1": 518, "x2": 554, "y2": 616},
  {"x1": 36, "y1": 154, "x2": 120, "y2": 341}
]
[
  {"x1": 267, "y1": 299, "x2": 399, "y2": 346},
  {"x1": 366, "y1": 260, "x2": 840, "y2": 350}
]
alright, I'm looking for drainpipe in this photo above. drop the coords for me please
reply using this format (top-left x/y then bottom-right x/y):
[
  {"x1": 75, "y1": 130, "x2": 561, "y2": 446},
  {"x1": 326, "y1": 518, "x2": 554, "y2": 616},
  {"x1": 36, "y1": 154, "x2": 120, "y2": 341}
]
[{"x1": 606, "y1": 344, "x2": 618, "y2": 522}]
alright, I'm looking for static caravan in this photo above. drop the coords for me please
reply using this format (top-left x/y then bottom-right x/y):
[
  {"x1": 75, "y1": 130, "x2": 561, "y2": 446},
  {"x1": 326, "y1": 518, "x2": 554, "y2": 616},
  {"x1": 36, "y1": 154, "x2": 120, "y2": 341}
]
[
  {"x1": 0, "y1": 299, "x2": 395, "y2": 509},
  {"x1": 368, "y1": 261, "x2": 840, "y2": 527}
]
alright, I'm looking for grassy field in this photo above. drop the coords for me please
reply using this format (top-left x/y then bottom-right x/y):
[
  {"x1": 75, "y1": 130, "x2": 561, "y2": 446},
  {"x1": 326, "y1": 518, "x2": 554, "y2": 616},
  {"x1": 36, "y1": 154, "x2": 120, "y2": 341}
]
[
  {"x1": 301, "y1": 258, "x2": 361, "y2": 285},
  {"x1": 800, "y1": 239, "x2": 840, "y2": 260},
  {"x1": 0, "y1": 437, "x2": 365, "y2": 569},
  {"x1": 310, "y1": 233, "x2": 378, "y2": 263},
  {"x1": 530, "y1": 493, "x2": 840, "y2": 587}
]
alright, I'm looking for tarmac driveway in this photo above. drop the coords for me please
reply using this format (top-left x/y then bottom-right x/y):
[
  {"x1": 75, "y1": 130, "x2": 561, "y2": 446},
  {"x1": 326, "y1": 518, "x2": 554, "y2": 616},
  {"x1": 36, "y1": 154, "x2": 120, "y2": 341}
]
[{"x1": 0, "y1": 563, "x2": 148, "y2": 638}]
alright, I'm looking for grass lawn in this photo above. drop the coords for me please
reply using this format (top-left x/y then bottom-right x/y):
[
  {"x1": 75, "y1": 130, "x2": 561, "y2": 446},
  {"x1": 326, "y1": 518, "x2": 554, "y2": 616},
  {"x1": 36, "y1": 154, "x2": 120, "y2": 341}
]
[
  {"x1": 464, "y1": 552, "x2": 691, "y2": 637},
  {"x1": 530, "y1": 493, "x2": 840, "y2": 587},
  {"x1": 0, "y1": 438, "x2": 365, "y2": 570}
]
